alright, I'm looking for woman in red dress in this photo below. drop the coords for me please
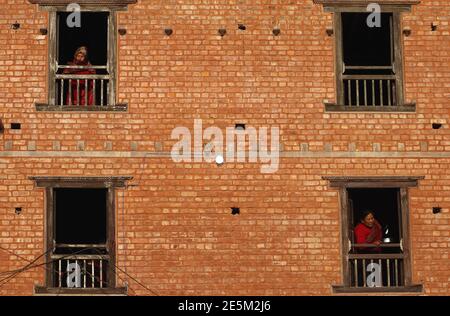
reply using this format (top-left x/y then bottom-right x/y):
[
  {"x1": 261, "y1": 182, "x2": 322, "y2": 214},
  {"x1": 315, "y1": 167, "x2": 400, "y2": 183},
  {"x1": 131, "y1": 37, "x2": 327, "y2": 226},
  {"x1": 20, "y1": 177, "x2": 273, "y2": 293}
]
[
  {"x1": 64, "y1": 46, "x2": 95, "y2": 106},
  {"x1": 354, "y1": 211, "x2": 383, "y2": 253}
]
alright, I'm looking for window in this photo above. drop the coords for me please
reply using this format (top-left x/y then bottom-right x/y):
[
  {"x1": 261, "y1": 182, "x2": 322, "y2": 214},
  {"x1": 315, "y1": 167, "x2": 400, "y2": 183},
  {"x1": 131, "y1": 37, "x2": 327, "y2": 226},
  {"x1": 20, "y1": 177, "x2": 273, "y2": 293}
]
[
  {"x1": 55, "y1": 12, "x2": 110, "y2": 108},
  {"x1": 314, "y1": 1, "x2": 417, "y2": 112},
  {"x1": 53, "y1": 188, "x2": 108, "y2": 289},
  {"x1": 341, "y1": 13, "x2": 398, "y2": 107},
  {"x1": 348, "y1": 188, "x2": 403, "y2": 287},
  {"x1": 29, "y1": 1, "x2": 135, "y2": 111},
  {"x1": 30, "y1": 176, "x2": 132, "y2": 295},
  {"x1": 323, "y1": 176, "x2": 424, "y2": 293}
]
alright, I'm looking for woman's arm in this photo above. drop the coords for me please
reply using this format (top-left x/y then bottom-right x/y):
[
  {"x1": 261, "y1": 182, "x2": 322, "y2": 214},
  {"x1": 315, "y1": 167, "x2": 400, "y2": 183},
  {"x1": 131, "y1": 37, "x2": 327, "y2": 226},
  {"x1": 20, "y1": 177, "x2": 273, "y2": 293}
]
[{"x1": 366, "y1": 220, "x2": 382, "y2": 245}]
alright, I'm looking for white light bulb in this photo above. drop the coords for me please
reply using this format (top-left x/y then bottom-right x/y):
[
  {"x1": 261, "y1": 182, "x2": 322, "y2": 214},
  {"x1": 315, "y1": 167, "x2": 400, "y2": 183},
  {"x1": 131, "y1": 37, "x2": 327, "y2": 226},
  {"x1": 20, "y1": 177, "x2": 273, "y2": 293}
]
[{"x1": 215, "y1": 155, "x2": 224, "y2": 165}]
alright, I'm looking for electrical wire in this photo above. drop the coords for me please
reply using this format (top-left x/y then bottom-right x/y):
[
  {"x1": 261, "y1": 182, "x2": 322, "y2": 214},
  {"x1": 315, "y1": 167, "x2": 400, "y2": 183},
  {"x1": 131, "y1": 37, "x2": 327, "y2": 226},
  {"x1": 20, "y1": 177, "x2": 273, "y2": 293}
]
[
  {"x1": 0, "y1": 246, "x2": 102, "y2": 289},
  {"x1": 0, "y1": 245, "x2": 157, "y2": 295},
  {"x1": 0, "y1": 247, "x2": 52, "y2": 288},
  {"x1": 92, "y1": 248, "x2": 158, "y2": 296}
]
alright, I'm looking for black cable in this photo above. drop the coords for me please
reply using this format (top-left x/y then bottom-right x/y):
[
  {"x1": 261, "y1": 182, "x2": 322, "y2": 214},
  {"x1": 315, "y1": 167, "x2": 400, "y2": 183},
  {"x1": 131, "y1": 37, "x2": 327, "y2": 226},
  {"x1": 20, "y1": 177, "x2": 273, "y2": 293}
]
[
  {"x1": 57, "y1": 268, "x2": 110, "y2": 296},
  {"x1": 80, "y1": 264, "x2": 137, "y2": 296},
  {"x1": 0, "y1": 245, "x2": 56, "y2": 277},
  {"x1": 48, "y1": 256, "x2": 127, "y2": 296},
  {"x1": 114, "y1": 264, "x2": 158, "y2": 296},
  {"x1": 51, "y1": 253, "x2": 138, "y2": 296},
  {"x1": 0, "y1": 246, "x2": 103, "y2": 289},
  {"x1": 92, "y1": 248, "x2": 158, "y2": 296},
  {"x1": 0, "y1": 245, "x2": 41, "y2": 266},
  {"x1": 0, "y1": 245, "x2": 143, "y2": 295},
  {"x1": 0, "y1": 245, "x2": 50, "y2": 276},
  {"x1": 1, "y1": 244, "x2": 156, "y2": 295},
  {"x1": 0, "y1": 247, "x2": 52, "y2": 288},
  {"x1": 0, "y1": 246, "x2": 94, "y2": 281},
  {"x1": 53, "y1": 254, "x2": 140, "y2": 295}
]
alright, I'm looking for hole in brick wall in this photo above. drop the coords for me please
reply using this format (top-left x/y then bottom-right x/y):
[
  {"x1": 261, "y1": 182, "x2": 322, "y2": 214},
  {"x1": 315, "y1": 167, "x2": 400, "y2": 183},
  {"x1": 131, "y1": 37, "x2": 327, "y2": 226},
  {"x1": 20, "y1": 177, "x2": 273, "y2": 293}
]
[
  {"x1": 432, "y1": 123, "x2": 442, "y2": 129},
  {"x1": 11, "y1": 22, "x2": 20, "y2": 30},
  {"x1": 272, "y1": 27, "x2": 281, "y2": 36},
  {"x1": 431, "y1": 23, "x2": 438, "y2": 31},
  {"x1": 238, "y1": 24, "x2": 246, "y2": 31},
  {"x1": 118, "y1": 28, "x2": 127, "y2": 36},
  {"x1": 326, "y1": 27, "x2": 333, "y2": 36},
  {"x1": 432, "y1": 207, "x2": 442, "y2": 214},
  {"x1": 403, "y1": 28, "x2": 411, "y2": 36},
  {"x1": 11, "y1": 123, "x2": 21, "y2": 130},
  {"x1": 164, "y1": 28, "x2": 173, "y2": 36},
  {"x1": 15, "y1": 207, "x2": 22, "y2": 215},
  {"x1": 0, "y1": 120, "x2": 4, "y2": 133},
  {"x1": 231, "y1": 207, "x2": 240, "y2": 215},
  {"x1": 218, "y1": 28, "x2": 227, "y2": 37},
  {"x1": 235, "y1": 123, "x2": 246, "y2": 131},
  {"x1": 39, "y1": 28, "x2": 47, "y2": 35}
]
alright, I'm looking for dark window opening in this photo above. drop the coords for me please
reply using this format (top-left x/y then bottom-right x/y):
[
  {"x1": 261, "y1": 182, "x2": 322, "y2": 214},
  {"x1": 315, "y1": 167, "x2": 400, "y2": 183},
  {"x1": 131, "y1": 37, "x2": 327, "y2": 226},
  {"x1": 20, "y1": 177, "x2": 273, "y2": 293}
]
[
  {"x1": 53, "y1": 188, "x2": 109, "y2": 289},
  {"x1": 342, "y1": 13, "x2": 393, "y2": 71},
  {"x1": 57, "y1": 12, "x2": 108, "y2": 68},
  {"x1": 55, "y1": 12, "x2": 109, "y2": 106},
  {"x1": 349, "y1": 188, "x2": 401, "y2": 252},
  {"x1": 339, "y1": 13, "x2": 400, "y2": 107},
  {"x1": 55, "y1": 188, "x2": 107, "y2": 245},
  {"x1": 347, "y1": 188, "x2": 404, "y2": 288}
]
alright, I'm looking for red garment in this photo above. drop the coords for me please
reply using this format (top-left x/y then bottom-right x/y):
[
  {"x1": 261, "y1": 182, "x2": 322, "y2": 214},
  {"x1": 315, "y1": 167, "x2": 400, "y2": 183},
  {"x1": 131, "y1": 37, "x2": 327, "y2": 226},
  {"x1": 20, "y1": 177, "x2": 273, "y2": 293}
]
[
  {"x1": 64, "y1": 61, "x2": 95, "y2": 106},
  {"x1": 354, "y1": 221, "x2": 382, "y2": 252}
]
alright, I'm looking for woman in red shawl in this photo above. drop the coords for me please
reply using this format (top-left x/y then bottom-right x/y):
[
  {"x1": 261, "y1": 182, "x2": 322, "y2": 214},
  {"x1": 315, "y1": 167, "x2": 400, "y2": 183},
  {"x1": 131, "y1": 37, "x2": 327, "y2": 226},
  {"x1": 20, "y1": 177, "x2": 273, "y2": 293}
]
[
  {"x1": 64, "y1": 46, "x2": 95, "y2": 106},
  {"x1": 354, "y1": 211, "x2": 383, "y2": 253}
]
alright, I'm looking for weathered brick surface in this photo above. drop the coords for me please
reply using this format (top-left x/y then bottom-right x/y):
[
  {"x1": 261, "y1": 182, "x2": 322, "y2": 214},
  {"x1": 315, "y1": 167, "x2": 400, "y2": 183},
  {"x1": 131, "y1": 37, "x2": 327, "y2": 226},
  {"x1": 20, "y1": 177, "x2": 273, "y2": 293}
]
[{"x1": 0, "y1": 0, "x2": 449, "y2": 295}]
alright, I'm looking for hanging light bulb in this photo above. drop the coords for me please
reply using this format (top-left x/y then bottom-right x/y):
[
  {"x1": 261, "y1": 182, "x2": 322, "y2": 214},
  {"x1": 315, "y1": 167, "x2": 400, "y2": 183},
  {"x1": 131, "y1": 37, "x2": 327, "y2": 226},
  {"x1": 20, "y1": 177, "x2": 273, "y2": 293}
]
[{"x1": 383, "y1": 226, "x2": 391, "y2": 243}]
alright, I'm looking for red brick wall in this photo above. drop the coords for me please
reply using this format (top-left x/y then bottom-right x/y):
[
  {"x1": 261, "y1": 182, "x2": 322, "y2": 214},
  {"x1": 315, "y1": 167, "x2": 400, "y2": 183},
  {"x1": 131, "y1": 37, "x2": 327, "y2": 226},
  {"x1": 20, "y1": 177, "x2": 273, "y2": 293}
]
[{"x1": 0, "y1": 0, "x2": 449, "y2": 295}]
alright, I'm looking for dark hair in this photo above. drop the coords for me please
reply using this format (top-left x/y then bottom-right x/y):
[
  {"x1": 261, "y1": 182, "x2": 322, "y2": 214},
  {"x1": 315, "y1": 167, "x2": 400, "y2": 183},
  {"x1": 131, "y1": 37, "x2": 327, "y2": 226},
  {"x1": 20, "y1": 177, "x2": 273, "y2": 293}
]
[{"x1": 360, "y1": 210, "x2": 375, "y2": 221}]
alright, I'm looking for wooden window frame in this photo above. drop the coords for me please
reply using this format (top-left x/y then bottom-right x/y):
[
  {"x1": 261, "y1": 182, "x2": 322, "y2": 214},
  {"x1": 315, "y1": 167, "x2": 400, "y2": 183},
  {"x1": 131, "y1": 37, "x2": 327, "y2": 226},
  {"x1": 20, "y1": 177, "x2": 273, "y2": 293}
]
[
  {"x1": 322, "y1": 176, "x2": 424, "y2": 294},
  {"x1": 313, "y1": 1, "x2": 420, "y2": 112},
  {"x1": 29, "y1": 176, "x2": 132, "y2": 296},
  {"x1": 28, "y1": 1, "x2": 136, "y2": 111}
]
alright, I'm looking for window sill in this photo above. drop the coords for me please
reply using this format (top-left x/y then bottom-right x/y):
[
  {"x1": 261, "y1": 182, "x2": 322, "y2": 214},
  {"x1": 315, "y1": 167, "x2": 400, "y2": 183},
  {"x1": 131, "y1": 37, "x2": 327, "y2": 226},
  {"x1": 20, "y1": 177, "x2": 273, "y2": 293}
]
[
  {"x1": 332, "y1": 284, "x2": 423, "y2": 294},
  {"x1": 34, "y1": 286, "x2": 128, "y2": 296},
  {"x1": 35, "y1": 103, "x2": 128, "y2": 112},
  {"x1": 324, "y1": 103, "x2": 416, "y2": 112}
]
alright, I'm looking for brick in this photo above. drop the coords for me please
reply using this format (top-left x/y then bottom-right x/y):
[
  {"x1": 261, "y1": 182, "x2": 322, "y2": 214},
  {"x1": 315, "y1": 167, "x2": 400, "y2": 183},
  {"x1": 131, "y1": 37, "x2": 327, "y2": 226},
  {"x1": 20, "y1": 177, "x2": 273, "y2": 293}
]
[
  {"x1": 104, "y1": 141, "x2": 113, "y2": 151},
  {"x1": 52, "y1": 141, "x2": 60, "y2": 151},
  {"x1": 4, "y1": 141, "x2": 13, "y2": 151},
  {"x1": 27, "y1": 141, "x2": 36, "y2": 151},
  {"x1": 76, "y1": 141, "x2": 85, "y2": 151}
]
